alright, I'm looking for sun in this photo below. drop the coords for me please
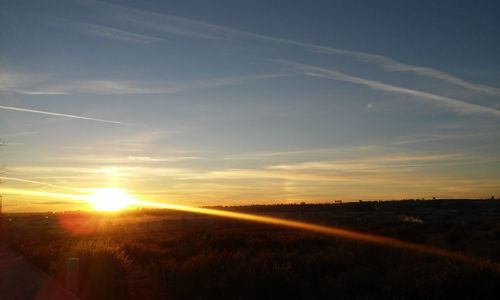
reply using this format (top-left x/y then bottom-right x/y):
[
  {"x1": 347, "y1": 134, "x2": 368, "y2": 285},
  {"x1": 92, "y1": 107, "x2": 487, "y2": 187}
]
[{"x1": 87, "y1": 188, "x2": 132, "y2": 211}]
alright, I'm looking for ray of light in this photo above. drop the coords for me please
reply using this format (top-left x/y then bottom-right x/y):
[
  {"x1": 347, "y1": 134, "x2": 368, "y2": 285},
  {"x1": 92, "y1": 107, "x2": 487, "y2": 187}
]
[
  {"x1": 132, "y1": 200, "x2": 500, "y2": 269},
  {"x1": 0, "y1": 188, "x2": 88, "y2": 202},
  {"x1": 1, "y1": 187, "x2": 498, "y2": 270}
]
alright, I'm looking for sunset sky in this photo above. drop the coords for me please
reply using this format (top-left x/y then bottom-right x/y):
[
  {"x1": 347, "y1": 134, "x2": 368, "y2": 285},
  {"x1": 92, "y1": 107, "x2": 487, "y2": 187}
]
[{"x1": 1, "y1": 0, "x2": 499, "y2": 212}]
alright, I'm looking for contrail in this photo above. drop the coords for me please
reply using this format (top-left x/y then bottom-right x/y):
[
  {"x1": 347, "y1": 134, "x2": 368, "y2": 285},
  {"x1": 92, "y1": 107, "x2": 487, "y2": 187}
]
[
  {"x1": 276, "y1": 60, "x2": 500, "y2": 118},
  {"x1": 0, "y1": 104, "x2": 123, "y2": 124},
  {"x1": 83, "y1": 0, "x2": 500, "y2": 97}
]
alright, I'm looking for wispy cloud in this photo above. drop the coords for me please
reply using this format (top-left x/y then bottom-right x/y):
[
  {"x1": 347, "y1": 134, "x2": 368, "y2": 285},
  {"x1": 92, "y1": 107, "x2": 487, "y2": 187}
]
[
  {"x1": 0, "y1": 71, "x2": 58, "y2": 94},
  {"x1": 5, "y1": 150, "x2": 499, "y2": 203},
  {"x1": 268, "y1": 153, "x2": 489, "y2": 173},
  {"x1": 0, "y1": 71, "x2": 63, "y2": 95},
  {"x1": 0, "y1": 176, "x2": 81, "y2": 191},
  {"x1": 0, "y1": 105, "x2": 124, "y2": 124},
  {"x1": 309, "y1": 48, "x2": 500, "y2": 97},
  {"x1": 222, "y1": 145, "x2": 378, "y2": 162},
  {"x1": 80, "y1": 0, "x2": 236, "y2": 40},
  {"x1": 76, "y1": 22, "x2": 163, "y2": 44},
  {"x1": 391, "y1": 132, "x2": 497, "y2": 146},
  {"x1": 0, "y1": 131, "x2": 39, "y2": 139},
  {"x1": 40, "y1": 154, "x2": 200, "y2": 164},
  {"x1": 277, "y1": 60, "x2": 500, "y2": 118},
  {"x1": 0, "y1": 70, "x2": 289, "y2": 95},
  {"x1": 36, "y1": 200, "x2": 81, "y2": 205},
  {"x1": 60, "y1": 130, "x2": 189, "y2": 154},
  {"x1": 81, "y1": 0, "x2": 500, "y2": 96},
  {"x1": 127, "y1": 156, "x2": 199, "y2": 162}
]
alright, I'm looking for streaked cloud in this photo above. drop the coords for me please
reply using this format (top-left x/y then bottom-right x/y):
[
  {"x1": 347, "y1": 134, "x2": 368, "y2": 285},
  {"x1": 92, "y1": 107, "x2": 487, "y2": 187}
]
[
  {"x1": 0, "y1": 105, "x2": 124, "y2": 124},
  {"x1": 127, "y1": 156, "x2": 199, "y2": 162},
  {"x1": 278, "y1": 60, "x2": 500, "y2": 117},
  {"x1": 40, "y1": 154, "x2": 200, "y2": 164},
  {"x1": 310, "y1": 48, "x2": 500, "y2": 97},
  {"x1": 76, "y1": 22, "x2": 163, "y2": 44},
  {"x1": 59, "y1": 130, "x2": 188, "y2": 154},
  {"x1": 0, "y1": 70, "x2": 289, "y2": 95},
  {"x1": 79, "y1": 0, "x2": 236, "y2": 40},
  {"x1": 391, "y1": 132, "x2": 496, "y2": 146},
  {"x1": 0, "y1": 176, "x2": 81, "y2": 191},
  {"x1": 81, "y1": 0, "x2": 500, "y2": 96},
  {"x1": 0, "y1": 71, "x2": 57, "y2": 94},
  {"x1": 4, "y1": 144, "x2": 499, "y2": 208},
  {"x1": 0, "y1": 131, "x2": 39, "y2": 139},
  {"x1": 268, "y1": 153, "x2": 490, "y2": 172},
  {"x1": 223, "y1": 145, "x2": 379, "y2": 161}
]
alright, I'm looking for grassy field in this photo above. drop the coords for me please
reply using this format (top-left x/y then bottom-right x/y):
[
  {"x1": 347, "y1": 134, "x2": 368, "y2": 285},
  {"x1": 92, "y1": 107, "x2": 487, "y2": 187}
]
[{"x1": 3, "y1": 200, "x2": 500, "y2": 299}]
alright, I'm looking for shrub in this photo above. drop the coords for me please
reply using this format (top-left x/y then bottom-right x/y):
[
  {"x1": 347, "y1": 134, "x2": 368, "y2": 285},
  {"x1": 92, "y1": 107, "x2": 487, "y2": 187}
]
[{"x1": 64, "y1": 240, "x2": 132, "y2": 300}]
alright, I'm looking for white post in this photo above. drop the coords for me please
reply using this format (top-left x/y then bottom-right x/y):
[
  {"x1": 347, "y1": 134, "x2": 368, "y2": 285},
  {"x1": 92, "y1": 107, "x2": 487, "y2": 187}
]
[{"x1": 66, "y1": 257, "x2": 80, "y2": 294}]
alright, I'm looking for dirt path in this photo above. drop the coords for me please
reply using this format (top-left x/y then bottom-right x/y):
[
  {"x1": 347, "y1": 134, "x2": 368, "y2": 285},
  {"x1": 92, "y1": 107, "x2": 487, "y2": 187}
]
[{"x1": 0, "y1": 245, "x2": 78, "y2": 299}]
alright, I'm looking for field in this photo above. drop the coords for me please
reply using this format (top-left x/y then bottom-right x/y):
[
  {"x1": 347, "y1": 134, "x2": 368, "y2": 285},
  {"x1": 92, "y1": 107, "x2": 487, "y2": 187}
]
[{"x1": 3, "y1": 200, "x2": 500, "y2": 299}]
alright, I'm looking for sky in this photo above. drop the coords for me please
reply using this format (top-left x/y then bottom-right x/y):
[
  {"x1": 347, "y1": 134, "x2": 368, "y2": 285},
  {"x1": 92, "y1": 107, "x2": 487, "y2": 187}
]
[{"x1": 1, "y1": 0, "x2": 499, "y2": 212}]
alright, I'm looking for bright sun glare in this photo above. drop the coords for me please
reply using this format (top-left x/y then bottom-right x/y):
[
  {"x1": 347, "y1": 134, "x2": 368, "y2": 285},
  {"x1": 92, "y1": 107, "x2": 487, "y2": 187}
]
[{"x1": 88, "y1": 188, "x2": 132, "y2": 211}]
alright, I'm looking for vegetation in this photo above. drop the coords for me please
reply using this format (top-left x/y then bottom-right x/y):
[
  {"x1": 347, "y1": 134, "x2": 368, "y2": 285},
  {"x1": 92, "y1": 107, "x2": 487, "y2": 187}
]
[{"x1": 3, "y1": 200, "x2": 500, "y2": 299}]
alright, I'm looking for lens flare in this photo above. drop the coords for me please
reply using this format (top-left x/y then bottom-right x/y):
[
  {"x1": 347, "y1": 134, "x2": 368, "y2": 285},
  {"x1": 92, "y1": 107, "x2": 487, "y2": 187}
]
[
  {"x1": 1, "y1": 187, "x2": 498, "y2": 270},
  {"x1": 131, "y1": 199, "x2": 500, "y2": 269}
]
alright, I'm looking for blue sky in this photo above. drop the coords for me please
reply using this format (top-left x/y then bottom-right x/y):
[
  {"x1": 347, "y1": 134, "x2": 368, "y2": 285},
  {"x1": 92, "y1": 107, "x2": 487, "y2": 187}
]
[{"x1": 1, "y1": 0, "x2": 499, "y2": 211}]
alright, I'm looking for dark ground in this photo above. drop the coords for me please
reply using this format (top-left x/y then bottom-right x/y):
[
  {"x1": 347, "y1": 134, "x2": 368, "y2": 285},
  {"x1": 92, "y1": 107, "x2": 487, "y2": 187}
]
[
  {"x1": 2, "y1": 199, "x2": 500, "y2": 299},
  {"x1": 0, "y1": 245, "x2": 78, "y2": 299}
]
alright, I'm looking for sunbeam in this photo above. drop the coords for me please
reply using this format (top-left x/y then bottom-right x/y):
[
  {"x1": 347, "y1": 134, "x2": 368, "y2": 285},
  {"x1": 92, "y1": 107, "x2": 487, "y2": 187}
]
[{"x1": 2, "y1": 187, "x2": 495, "y2": 269}]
